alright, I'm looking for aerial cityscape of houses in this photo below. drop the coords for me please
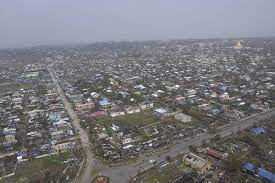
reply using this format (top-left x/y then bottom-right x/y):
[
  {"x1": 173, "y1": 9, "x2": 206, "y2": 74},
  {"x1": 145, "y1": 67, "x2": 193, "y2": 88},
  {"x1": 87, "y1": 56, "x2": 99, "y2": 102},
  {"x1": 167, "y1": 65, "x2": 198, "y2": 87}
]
[{"x1": 0, "y1": 38, "x2": 274, "y2": 182}]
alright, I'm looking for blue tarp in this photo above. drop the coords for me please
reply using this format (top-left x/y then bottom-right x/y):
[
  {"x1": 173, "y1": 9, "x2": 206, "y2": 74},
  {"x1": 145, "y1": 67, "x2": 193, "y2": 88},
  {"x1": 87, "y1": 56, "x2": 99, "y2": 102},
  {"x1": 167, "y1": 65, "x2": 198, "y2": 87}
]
[
  {"x1": 251, "y1": 127, "x2": 266, "y2": 135},
  {"x1": 99, "y1": 98, "x2": 110, "y2": 106}
]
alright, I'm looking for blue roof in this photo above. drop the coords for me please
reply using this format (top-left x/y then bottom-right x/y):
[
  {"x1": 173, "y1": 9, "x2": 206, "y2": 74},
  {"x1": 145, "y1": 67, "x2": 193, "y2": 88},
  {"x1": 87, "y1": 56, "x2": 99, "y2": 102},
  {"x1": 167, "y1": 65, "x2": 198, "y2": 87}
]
[
  {"x1": 251, "y1": 127, "x2": 266, "y2": 135},
  {"x1": 99, "y1": 98, "x2": 110, "y2": 106},
  {"x1": 258, "y1": 168, "x2": 275, "y2": 183},
  {"x1": 243, "y1": 162, "x2": 255, "y2": 173}
]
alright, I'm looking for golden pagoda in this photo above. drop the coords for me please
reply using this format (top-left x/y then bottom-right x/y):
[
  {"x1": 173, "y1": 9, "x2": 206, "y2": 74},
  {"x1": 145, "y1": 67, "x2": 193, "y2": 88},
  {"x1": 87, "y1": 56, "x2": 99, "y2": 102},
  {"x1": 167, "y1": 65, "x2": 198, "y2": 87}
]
[{"x1": 234, "y1": 40, "x2": 243, "y2": 49}]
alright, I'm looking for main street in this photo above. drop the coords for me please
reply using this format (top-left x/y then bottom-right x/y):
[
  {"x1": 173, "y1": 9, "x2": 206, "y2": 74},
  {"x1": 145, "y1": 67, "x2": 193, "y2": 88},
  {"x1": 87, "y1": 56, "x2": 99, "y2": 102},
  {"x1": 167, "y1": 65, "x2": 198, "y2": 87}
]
[
  {"x1": 49, "y1": 66, "x2": 275, "y2": 183},
  {"x1": 48, "y1": 67, "x2": 104, "y2": 183}
]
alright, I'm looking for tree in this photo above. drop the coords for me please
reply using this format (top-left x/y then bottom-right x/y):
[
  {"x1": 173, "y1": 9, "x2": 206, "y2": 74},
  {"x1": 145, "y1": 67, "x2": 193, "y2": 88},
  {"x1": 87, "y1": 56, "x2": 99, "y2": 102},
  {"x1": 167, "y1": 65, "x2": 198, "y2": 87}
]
[
  {"x1": 202, "y1": 139, "x2": 208, "y2": 147},
  {"x1": 211, "y1": 134, "x2": 221, "y2": 142},
  {"x1": 208, "y1": 126, "x2": 218, "y2": 134},
  {"x1": 188, "y1": 145, "x2": 197, "y2": 153},
  {"x1": 166, "y1": 155, "x2": 171, "y2": 162},
  {"x1": 222, "y1": 153, "x2": 241, "y2": 173}
]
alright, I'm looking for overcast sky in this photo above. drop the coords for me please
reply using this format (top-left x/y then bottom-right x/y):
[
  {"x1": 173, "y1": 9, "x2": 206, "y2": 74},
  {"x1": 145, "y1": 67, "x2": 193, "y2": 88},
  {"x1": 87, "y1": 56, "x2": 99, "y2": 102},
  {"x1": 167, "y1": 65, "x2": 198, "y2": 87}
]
[{"x1": 0, "y1": 0, "x2": 275, "y2": 48}]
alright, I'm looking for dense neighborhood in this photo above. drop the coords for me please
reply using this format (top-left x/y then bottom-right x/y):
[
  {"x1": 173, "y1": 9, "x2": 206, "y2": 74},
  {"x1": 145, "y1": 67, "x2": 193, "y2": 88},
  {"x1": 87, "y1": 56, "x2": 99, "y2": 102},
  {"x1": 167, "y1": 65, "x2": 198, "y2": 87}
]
[{"x1": 0, "y1": 38, "x2": 274, "y2": 182}]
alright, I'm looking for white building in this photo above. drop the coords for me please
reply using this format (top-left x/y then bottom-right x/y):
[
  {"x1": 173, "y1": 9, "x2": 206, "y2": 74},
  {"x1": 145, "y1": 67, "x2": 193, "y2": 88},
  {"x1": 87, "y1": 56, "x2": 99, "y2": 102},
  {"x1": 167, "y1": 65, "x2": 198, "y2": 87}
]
[
  {"x1": 174, "y1": 113, "x2": 192, "y2": 123},
  {"x1": 122, "y1": 138, "x2": 133, "y2": 145},
  {"x1": 125, "y1": 106, "x2": 141, "y2": 114},
  {"x1": 139, "y1": 102, "x2": 154, "y2": 110},
  {"x1": 184, "y1": 153, "x2": 211, "y2": 173},
  {"x1": 110, "y1": 111, "x2": 125, "y2": 117}
]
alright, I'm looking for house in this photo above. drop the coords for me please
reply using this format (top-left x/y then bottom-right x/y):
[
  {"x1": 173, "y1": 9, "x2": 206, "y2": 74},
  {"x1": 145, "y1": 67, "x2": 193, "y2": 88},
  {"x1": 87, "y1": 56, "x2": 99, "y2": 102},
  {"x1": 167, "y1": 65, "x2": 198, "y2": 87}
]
[
  {"x1": 109, "y1": 110, "x2": 125, "y2": 117},
  {"x1": 90, "y1": 92, "x2": 100, "y2": 98},
  {"x1": 50, "y1": 130, "x2": 65, "y2": 140},
  {"x1": 125, "y1": 106, "x2": 141, "y2": 114},
  {"x1": 89, "y1": 111, "x2": 108, "y2": 118},
  {"x1": 187, "y1": 89, "x2": 197, "y2": 97},
  {"x1": 206, "y1": 148, "x2": 228, "y2": 160},
  {"x1": 158, "y1": 160, "x2": 169, "y2": 169},
  {"x1": 111, "y1": 124, "x2": 120, "y2": 132},
  {"x1": 52, "y1": 120, "x2": 72, "y2": 131},
  {"x1": 174, "y1": 113, "x2": 192, "y2": 123},
  {"x1": 53, "y1": 139, "x2": 75, "y2": 153},
  {"x1": 154, "y1": 108, "x2": 168, "y2": 117},
  {"x1": 135, "y1": 85, "x2": 146, "y2": 90},
  {"x1": 184, "y1": 153, "x2": 211, "y2": 173},
  {"x1": 123, "y1": 144, "x2": 133, "y2": 150},
  {"x1": 5, "y1": 134, "x2": 17, "y2": 144},
  {"x1": 258, "y1": 167, "x2": 275, "y2": 183},
  {"x1": 27, "y1": 131, "x2": 43, "y2": 146},
  {"x1": 242, "y1": 162, "x2": 275, "y2": 182},
  {"x1": 17, "y1": 150, "x2": 27, "y2": 161},
  {"x1": 174, "y1": 96, "x2": 185, "y2": 105},
  {"x1": 99, "y1": 98, "x2": 111, "y2": 108},
  {"x1": 98, "y1": 133, "x2": 108, "y2": 140},
  {"x1": 118, "y1": 91, "x2": 130, "y2": 98},
  {"x1": 67, "y1": 94, "x2": 82, "y2": 103},
  {"x1": 48, "y1": 112, "x2": 63, "y2": 122},
  {"x1": 122, "y1": 138, "x2": 133, "y2": 145},
  {"x1": 219, "y1": 92, "x2": 230, "y2": 102},
  {"x1": 139, "y1": 101, "x2": 154, "y2": 110},
  {"x1": 28, "y1": 110, "x2": 45, "y2": 119},
  {"x1": 76, "y1": 103, "x2": 95, "y2": 112}
]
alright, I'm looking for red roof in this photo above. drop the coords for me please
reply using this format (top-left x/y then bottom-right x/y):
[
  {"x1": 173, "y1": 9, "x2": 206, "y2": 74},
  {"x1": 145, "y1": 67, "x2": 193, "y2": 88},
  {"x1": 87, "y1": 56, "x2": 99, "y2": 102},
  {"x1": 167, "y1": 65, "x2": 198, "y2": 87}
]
[{"x1": 207, "y1": 148, "x2": 224, "y2": 159}]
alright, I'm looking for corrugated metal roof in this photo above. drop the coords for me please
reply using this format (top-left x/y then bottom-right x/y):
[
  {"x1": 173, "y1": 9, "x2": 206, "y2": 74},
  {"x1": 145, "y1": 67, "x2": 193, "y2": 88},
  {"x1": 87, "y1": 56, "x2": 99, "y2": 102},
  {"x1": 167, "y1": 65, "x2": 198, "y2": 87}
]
[
  {"x1": 258, "y1": 168, "x2": 275, "y2": 183},
  {"x1": 243, "y1": 162, "x2": 255, "y2": 173}
]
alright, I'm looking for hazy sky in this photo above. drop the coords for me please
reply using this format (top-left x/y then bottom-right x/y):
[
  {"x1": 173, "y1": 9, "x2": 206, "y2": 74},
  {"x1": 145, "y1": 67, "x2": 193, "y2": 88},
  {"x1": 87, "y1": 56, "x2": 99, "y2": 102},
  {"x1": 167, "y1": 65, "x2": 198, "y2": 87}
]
[{"x1": 0, "y1": 0, "x2": 275, "y2": 48}]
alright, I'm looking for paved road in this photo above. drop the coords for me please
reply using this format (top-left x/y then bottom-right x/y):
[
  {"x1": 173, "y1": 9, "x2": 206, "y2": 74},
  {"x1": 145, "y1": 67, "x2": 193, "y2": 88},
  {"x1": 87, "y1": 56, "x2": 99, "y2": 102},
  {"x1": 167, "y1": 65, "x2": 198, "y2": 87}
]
[
  {"x1": 100, "y1": 108, "x2": 275, "y2": 183},
  {"x1": 48, "y1": 68, "x2": 104, "y2": 183},
  {"x1": 48, "y1": 66, "x2": 275, "y2": 183}
]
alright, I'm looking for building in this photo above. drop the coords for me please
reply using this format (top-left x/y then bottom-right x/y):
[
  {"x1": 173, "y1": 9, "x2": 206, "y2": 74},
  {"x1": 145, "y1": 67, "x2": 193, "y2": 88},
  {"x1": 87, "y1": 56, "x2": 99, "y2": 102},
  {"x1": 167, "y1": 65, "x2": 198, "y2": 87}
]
[
  {"x1": 242, "y1": 162, "x2": 255, "y2": 174},
  {"x1": 184, "y1": 153, "x2": 211, "y2": 173},
  {"x1": 99, "y1": 98, "x2": 111, "y2": 108},
  {"x1": 174, "y1": 113, "x2": 192, "y2": 123},
  {"x1": 258, "y1": 168, "x2": 275, "y2": 183},
  {"x1": 154, "y1": 108, "x2": 168, "y2": 117},
  {"x1": 234, "y1": 40, "x2": 243, "y2": 49},
  {"x1": 89, "y1": 111, "x2": 108, "y2": 118},
  {"x1": 122, "y1": 138, "x2": 133, "y2": 145},
  {"x1": 109, "y1": 110, "x2": 125, "y2": 117},
  {"x1": 242, "y1": 162, "x2": 275, "y2": 182},
  {"x1": 53, "y1": 139, "x2": 76, "y2": 153},
  {"x1": 206, "y1": 148, "x2": 228, "y2": 160},
  {"x1": 219, "y1": 92, "x2": 230, "y2": 102},
  {"x1": 139, "y1": 102, "x2": 153, "y2": 110},
  {"x1": 125, "y1": 106, "x2": 141, "y2": 114},
  {"x1": 76, "y1": 103, "x2": 96, "y2": 112}
]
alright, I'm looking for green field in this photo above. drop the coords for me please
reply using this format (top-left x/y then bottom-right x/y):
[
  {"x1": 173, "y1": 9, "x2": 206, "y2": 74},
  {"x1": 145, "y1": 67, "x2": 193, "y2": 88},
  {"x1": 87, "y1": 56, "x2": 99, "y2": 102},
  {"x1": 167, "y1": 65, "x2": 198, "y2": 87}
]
[
  {"x1": 2, "y1": 152, "x2": 70, "y2": 183},
  {"x1": 96, "y1": 112, "x2": 158, "y2": 129},
  {"x1": 134, "y1": 162, "x2": 191, "y2": 183}
]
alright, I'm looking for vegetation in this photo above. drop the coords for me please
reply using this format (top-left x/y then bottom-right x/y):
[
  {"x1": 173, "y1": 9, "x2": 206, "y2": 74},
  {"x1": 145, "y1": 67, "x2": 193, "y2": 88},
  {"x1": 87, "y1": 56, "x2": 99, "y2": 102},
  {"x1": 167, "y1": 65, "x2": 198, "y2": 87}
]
[
  {"x1": 91, "y1": 175, "x2": 110, "y2": 183},
  {"x1": 222, "y1": 153, "x2": 242, "y2": 173},
  {"x1": 211, "y1": 134, "x2": 221, "y2": 142},
  {"x1": 96, "y1": 112, "x2": 158, "y2": 129},
  {"x1": 3, "y1": 152, "x2": 71, "y2": 183},
  {"x1": 188, "y1": 145, "x2": 197, "y2": 153}
]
